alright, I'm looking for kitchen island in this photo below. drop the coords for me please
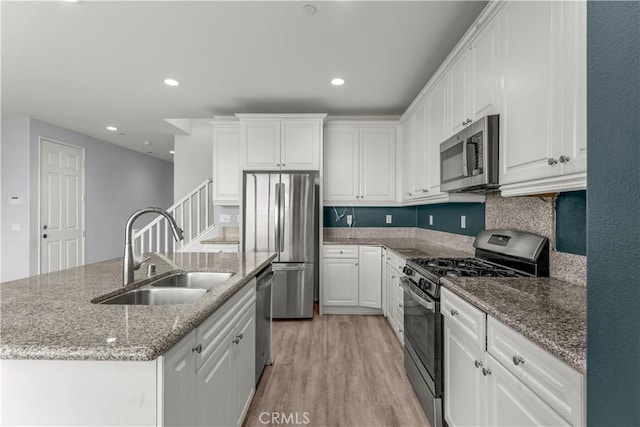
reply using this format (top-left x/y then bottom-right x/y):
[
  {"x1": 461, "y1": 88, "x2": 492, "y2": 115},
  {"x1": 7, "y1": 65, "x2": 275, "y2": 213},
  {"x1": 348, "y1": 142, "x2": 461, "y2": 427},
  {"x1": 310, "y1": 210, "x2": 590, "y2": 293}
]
[{"x1": 0, "y1": 251, "x2": 276, "y2": 426}]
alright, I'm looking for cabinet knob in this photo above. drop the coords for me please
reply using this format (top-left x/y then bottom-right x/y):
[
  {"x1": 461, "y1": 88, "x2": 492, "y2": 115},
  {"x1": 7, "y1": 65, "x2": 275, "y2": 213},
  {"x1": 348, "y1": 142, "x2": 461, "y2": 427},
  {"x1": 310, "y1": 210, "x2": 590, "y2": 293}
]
[
  {"x1": 482, "y1": 367, "x2": 492, "y2": 376},
  {"x1": 236, "y1": 333, "x2": 243, "y2": 340},
  {"x1": 548, "y1": 158, "x2": 558, "y2": 165},
  {"x1": 387, "y1": 257, "x2": 391, "y2": 261},
  {"x1": 398, "y1": 303, "x2": 403, "y2": 308},
  {"x1": 450, "y1": 309, "x2": 459, "y2": 316},
  {"x1": 408, "y1": 192, "x2": 413, "y2": 196},
  {"x1": 233, "y1": 338, "x2": 240, "y2": 345},
  {"x1": 192, "y1": 344, "x2": 202, "y2": 353},
  {"x1": 559, "y1": 155, "x2": 571, "y2": 163},
  {"x1": 355, "y1": 263, "x2": 358, "y2": 266},
  {"x1": 392, "y1": 276, "x2": 396, "y2": 279},
  {"x1": 398, "y1": 328, "x2": 403, "y2": 333},
  {"x1": 474, "y1": 360, "x2": 483, "y2": 368},
  {"x1": 462, "y1": 121, "x2": 466, "y2": 127},
  {"x1": 282, "y1": 163, "x2": 286, "y2": 167},
  {"x1": 339, "y1": 250, "x2": 343, "y2": 254},
  {"x1": 42, "y1": 234, "x2": 48, "y2": 239},
  {"x1": 512, "y1": 355, "x2": 525, "y2": 366}
]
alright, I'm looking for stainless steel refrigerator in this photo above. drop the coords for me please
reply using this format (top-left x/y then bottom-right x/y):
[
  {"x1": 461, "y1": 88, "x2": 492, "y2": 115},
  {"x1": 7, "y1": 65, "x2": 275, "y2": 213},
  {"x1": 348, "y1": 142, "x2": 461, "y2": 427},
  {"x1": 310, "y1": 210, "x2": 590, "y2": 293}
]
[{"x1": 243, "y1": 172, "x2": 317, "y2": 319}]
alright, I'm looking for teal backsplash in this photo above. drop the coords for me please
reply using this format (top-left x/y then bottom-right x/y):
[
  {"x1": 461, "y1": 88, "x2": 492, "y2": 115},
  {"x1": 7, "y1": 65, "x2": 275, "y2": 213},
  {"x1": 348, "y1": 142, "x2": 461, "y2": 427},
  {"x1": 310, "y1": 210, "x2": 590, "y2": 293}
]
[{"x1": 556, "y1": 191, "x2": 586, "y2": 255}]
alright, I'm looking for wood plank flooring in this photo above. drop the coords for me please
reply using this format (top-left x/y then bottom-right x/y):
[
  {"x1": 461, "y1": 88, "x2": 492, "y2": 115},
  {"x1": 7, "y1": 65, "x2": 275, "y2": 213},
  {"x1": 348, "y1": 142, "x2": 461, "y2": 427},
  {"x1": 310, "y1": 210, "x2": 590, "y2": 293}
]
[{"x1": 243, "y1": 314, "x2": 430, "y2": 427}]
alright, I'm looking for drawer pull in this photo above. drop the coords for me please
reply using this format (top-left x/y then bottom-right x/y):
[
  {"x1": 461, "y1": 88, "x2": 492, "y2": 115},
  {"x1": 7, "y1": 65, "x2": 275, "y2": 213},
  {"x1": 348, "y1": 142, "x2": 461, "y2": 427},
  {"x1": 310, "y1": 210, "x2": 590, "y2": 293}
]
[
  {"x1": 192, "y1": 344, "x2": 202, "y2": 353},
  {"x1": 482, "y1": 367, "x2": 492, "y2": 376},
  {"x1": 398, "y1": 303, "x2": 403, "y2": 308},
  {"x1": 474, "y1": 360, "x2": 483, "y2": 368},
  {"x1": 512, "y1": 355, "x2": 525, "y2": 366},
  {"x1": 450, "y1": 309, "x2": 459, "y2": 317},
  {"x1": 339, "y1": 250, "x2": 343, "y2": 254}
]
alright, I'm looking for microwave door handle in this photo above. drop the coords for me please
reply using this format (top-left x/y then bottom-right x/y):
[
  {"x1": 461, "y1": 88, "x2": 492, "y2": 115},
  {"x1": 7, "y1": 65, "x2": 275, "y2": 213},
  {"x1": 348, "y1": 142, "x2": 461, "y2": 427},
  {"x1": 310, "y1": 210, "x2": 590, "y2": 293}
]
[{"x1": 462, "y1": 138, "x2": 469, "y2": 177}]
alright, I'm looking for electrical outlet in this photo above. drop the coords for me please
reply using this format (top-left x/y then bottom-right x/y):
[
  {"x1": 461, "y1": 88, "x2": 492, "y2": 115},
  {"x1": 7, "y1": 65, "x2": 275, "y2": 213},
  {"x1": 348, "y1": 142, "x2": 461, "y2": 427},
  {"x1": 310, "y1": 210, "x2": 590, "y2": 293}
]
[
  {"x1": 346, "y1": 215, "x2": 353, "y2": 226},
  {"x1": 219, "y1": 214, "x2": 231, "y2": 223},
  {"x1": 386, "y1": 215, "x2": 392, "y2": 224},
  {"x1": 460, "y1": 215, "x2": 466, "y2": 229},
  {"x1": 429, "y1": 215, "x2": 434, "y2": 226}
]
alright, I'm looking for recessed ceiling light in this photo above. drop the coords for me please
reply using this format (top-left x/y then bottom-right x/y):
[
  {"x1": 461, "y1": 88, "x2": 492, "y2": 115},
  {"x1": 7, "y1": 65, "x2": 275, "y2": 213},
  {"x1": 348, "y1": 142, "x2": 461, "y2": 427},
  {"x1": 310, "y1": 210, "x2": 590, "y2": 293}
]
[
  {"x1": 164, "y1": 78, "x2": 180, "y2": 87},
  {"x1": 106, "y1": 126, "x2": 118, "y2": 131},
  {"x1": 331, "y1": 78, "x2": 345, "y2": 86},
  {"x1": 303, "y1": 4, "x2": 317, "y2": 15},
  {"x1": 169, "y1": 150, "x2": 175, "y2": 155}
]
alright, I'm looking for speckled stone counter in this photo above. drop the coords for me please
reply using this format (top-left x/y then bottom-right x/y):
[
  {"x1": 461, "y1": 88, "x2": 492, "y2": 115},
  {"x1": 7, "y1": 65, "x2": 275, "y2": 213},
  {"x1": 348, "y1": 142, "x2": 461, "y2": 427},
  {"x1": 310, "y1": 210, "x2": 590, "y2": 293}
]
[
  {"x1": 0, "y1": 251, "x2": 276, "y2": 361},
  {"x1": 323, "y1": 236, "x2": 471, "y2": 259},
  {"x1": 441, "y1": 277, "x2": 586, "y2": 373},
  {"x1": 200, "y1": 238, "x2": 240, "y2": 244}
]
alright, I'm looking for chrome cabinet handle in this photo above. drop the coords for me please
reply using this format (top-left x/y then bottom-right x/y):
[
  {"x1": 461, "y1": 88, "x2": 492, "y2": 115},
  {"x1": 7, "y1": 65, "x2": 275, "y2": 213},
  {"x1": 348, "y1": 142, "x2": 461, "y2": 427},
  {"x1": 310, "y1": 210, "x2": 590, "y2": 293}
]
[
  {"x1": 513, "y1": 355, "x2": 525, "y2": 366},
  {"x1": 237, "y1": 333, "x2": 243, "y2": 340},
  {"x1": 462, "y1": 121, "x2": 466, "y2": 126},
  {"x1": 232, "y1": 338, "x2": 240, "y2": 345},
  {"x1": 450, "y1": 309, "x2": 458, "y2": 316},
  {"x1": 192, "y1": 344, "x2": 202, "y2": 353},
  {"x1": 548, "y1": 158, "x2": 558, "y2": 165},
  {"x1": 482, "y1": 367, "x2": 492, "y2": 376},
  {"x1": 559, "y1": 155, "x2": 571, "y2": 163},
  {"x1": 474, "y1": 360, "x2": 483, "y2": 368}
]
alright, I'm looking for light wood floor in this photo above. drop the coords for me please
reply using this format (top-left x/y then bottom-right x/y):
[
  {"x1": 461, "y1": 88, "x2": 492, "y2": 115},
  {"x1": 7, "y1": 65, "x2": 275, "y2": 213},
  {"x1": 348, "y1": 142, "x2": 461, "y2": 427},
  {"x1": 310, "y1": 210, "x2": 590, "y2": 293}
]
[{"x1": 243, "y1": 314, "x2": 430, "y2": 427}]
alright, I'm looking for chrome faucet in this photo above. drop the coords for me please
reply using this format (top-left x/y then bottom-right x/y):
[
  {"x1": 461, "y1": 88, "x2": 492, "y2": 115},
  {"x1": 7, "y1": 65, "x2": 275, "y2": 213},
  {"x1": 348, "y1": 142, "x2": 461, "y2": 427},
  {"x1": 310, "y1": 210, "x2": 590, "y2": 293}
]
[{"x1": 123, "y1": 207, "x2": 184, "y2": 286}]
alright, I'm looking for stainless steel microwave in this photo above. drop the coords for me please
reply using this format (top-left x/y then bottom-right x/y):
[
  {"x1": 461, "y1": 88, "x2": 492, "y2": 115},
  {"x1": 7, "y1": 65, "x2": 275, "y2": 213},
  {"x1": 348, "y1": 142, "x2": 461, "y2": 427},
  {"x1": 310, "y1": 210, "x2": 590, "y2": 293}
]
[{"x1": 439, "y1": 115, "x2": 499, "y2": 193}]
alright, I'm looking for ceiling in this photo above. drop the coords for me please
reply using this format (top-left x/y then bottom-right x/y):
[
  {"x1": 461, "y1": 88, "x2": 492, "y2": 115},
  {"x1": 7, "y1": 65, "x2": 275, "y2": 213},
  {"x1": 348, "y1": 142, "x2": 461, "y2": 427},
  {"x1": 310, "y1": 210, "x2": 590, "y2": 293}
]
[{"x1": 2, "y1": 1, "x2": 487, "y2": 161}]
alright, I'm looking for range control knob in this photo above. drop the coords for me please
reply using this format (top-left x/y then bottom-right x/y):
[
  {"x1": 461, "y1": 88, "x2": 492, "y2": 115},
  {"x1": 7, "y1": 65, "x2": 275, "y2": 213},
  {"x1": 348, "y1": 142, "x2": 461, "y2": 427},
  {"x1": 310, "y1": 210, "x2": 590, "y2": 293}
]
[
  {"x1": 418, "y1": 278, "x2": 426, "y2": 289},
  {"x1": 403, "y1": 267, "x2": 413, "y2": 276}
]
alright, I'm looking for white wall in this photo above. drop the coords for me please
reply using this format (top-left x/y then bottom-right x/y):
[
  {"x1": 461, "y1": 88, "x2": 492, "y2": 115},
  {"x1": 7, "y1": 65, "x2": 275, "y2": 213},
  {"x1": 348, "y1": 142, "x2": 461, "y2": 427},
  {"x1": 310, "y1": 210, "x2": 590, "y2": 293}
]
[
  {"x1": 173, "y1": 119, "x2": 213, "y2": 201},
  {"x1": 0, "y1": 116, "x2": 174, "y2": 281}
]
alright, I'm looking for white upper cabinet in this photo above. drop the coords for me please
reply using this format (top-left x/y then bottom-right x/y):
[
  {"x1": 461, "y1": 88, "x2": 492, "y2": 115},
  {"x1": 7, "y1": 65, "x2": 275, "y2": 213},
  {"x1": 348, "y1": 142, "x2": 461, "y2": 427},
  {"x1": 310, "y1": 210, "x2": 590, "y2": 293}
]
[
  {"x1": 499, "y1": 0, "x2": 586, "y2": 195},
  {"x1": 470, "y1": 19, "x2": 500, "y2": 120},
  {"x1": 412, "y1": 101, "x2": 430, "y2": 198},
  {"x1": 323, "y1": 122, "x2": 397, "y2": 205},
  {"x1": 400, "y1": 116, "x2": 413, "y2": 201},
  {"x1": 239, "y1": 114, "x2": 325, "y2": 171},
  {"x1": 213, "y1": 122, "x2": 241, "y2": 203},
  {"x1": 448, "y1": 50, "x2": 471, "y2": 136},
  {"x1": 427, "y1": 77, "x2": 448, "y2": 196},
  {"x1": 323, "y1": 127, "x2": 360, "y2": 202}
]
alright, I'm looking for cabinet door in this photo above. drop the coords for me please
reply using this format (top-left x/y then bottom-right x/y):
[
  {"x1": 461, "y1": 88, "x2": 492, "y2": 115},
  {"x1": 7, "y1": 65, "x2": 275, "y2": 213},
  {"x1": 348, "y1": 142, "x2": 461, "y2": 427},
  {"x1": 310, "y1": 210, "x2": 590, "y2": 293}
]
[
  {"x1": 281, "y1": 120, "x2": 320, "y2": 170},
  {"x1": 427, "y1": 77, "x2": 448, "y2": 196},
  {"x1": 500, "y1": 1, "x2": 563, "y2": 185},
  {"x1": 195, "y1": 329, "x2": 235, "y2": 427},
  {"x1": 385, "y1": 265, "x2": 397, "y2": 329},
  {"x1": 400, "y1": 116, "x2": 414, "y2": 201},
  {"x1": 412, "y1": 101, "x2": 430, "y2": 198},
  {"x1": 360, "y1": 127, "x2": 396, "y2": 202},
  {"x1": 243, "y1": 120, "x2": 281, "y2": 169},
  {"x1": 234, "y1": 303, "x2": 256, "y2": 426},
  {"x1": 323, "y1": 127, "x2": 360, "y2": 203},
  {"x1": 559, "y1": 0, "x2": 587, "y2": 176},
  {"x1": 470, "y1": 20, "x2": 500, "y2": 120},
  {"x1": 449, "y1": 50, "x2": 471, "y2": 136},
  {"x1": 213, "y1": 125, "x2": 241, "y2": 202},
  {"x1": 322, "y1": 258, "x2": 359, "y2": 306},
  {"x1": 164, "y1": 330, "x2": 197, "y2": 427},
  {"x1": 486, "y1": 355, "x2": 571, "y2": 427},
  {"x1": 358, "y1": 246, "x2": 382, "y2": 309},
  {"x1": 443, "y1": 321, "x2": 487, "y2": 427}
]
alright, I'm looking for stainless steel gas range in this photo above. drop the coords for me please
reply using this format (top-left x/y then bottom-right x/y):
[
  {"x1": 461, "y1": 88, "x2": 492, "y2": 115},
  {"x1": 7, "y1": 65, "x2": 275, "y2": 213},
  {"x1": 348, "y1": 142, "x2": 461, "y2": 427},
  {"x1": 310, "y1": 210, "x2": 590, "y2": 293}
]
[{"x1": 401, "y1": 229, "x2": 550, "y2": 427}]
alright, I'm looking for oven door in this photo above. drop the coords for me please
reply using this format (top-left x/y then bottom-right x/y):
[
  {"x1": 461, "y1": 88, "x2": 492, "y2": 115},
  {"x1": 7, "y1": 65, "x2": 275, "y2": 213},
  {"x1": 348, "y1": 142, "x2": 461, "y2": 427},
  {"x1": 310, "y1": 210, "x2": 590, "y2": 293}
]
[{"x1": 401, "y1": 277, "x2": 442, "y2": 396}]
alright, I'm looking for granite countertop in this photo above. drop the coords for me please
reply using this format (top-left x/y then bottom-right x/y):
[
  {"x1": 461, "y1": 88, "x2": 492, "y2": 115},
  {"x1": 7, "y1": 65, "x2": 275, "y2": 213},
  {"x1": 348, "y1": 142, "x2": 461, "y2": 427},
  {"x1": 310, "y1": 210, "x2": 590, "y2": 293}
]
[
  {"x1": 0, "y1": 251, "x2": 276, "y2": 362},
  {"x1": 323, "y1": 236, "x2": 471, "y2": 259},
  {"x1": 441, "y1": 276, "x2": 586, "y2": 374}
]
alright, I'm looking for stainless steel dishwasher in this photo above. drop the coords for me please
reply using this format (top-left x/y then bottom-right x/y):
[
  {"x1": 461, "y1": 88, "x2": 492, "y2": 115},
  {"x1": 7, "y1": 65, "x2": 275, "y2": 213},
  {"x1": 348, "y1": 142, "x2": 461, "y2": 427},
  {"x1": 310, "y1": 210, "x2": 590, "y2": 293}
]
[{"x1": 255, "y1": 265, "x2": 273, "y2": 385}]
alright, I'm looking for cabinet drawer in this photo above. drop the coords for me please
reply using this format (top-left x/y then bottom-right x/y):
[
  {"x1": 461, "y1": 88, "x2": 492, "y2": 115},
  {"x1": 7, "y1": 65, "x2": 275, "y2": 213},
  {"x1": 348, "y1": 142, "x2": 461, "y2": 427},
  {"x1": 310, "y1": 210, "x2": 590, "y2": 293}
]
[
  {"x1": 385, "y1": 251, "x2": 406, "y2": 272},
  {"x1": 323, "y1": 245, "x2": 358, "y2": 258},
  {"x1": 487, "y1": 317, "x2": 584, "y2": 426},
  {"x1": 196, "y1": 280, "x2": 256, "y2": 369},
  {"x1": 441, "y1": 287, "x2": 486, "y2": 349}
]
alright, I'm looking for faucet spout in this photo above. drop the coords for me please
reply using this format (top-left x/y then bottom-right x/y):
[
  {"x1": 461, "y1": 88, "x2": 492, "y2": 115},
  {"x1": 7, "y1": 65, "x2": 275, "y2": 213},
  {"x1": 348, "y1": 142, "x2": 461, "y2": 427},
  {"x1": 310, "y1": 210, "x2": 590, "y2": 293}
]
[{"x1": 123, "y1": 207, "x2": 184, "y2": 286}]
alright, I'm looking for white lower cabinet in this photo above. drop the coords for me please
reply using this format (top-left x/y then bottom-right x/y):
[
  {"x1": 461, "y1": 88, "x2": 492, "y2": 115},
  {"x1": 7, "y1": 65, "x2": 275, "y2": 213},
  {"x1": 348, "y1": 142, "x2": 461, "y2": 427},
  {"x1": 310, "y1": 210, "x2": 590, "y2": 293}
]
[
  {"x1": 163, "y1": 280, "x2": 256, "y2": 427},
  {"x1": 384, "y1": 251, "x2": 405, "y2": 344},
  {"x1": 442, "y1": 288, "x2": 584, "y2": 427},
  {"x1": 322, "y1": 245, "x2": 382, "y2": 312}
]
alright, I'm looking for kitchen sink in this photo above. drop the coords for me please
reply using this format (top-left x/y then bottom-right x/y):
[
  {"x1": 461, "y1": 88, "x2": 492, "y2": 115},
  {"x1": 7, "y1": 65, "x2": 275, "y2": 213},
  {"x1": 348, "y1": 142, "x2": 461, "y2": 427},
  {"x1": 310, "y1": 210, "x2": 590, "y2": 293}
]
[
  {"x1": 148, "y1": 271, "x2": 235, "y2": 290},
  {"x1": 99, "y1": 287, "x2": 207, "y2": 305}
]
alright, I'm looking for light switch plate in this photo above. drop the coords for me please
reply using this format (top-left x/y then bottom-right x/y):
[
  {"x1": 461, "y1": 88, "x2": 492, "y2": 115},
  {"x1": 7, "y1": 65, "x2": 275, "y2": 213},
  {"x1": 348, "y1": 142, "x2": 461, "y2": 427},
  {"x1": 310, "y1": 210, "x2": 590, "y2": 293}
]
[
  {"x1": 219, "y1": 214, "x2": 231, "y2": 223},
  {"x1": 429, "y1": 215, "x2": 434, "y2": 226},
  {"x1": 385, "y1": 215, "x2": 392, "y2": 224},
  {"x1": 460, "y1": 215, "x2": 466, "y2": 229}
]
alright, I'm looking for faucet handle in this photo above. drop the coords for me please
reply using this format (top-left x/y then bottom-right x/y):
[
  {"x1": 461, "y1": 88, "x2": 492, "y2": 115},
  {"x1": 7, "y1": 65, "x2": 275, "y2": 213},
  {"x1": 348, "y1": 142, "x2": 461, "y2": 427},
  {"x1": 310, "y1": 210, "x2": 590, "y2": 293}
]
[{"x1": 134, "y1": 256, "x2": 151, "y2": 271}]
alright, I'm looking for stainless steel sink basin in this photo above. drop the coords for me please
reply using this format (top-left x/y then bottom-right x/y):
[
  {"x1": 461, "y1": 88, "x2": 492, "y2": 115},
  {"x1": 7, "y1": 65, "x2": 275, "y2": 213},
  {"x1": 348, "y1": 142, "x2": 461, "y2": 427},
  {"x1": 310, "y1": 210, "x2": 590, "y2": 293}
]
[
  {"x1": 100, "y1": 287, "x2": 207, "y2": 305},
  {"x1": 148, "y1": 271, "x2": 235, "y2": 290}
]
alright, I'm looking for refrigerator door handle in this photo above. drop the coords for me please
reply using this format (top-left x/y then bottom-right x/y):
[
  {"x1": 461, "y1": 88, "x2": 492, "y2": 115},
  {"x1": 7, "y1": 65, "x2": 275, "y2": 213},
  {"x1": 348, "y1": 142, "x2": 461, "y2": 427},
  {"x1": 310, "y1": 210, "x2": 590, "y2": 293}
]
[
  {"x1": 274, "y1": 182, "x2": 281, "y2": 253},
  {"x1": 279, "y1": 182, "x2": 286, "y2": 252}
]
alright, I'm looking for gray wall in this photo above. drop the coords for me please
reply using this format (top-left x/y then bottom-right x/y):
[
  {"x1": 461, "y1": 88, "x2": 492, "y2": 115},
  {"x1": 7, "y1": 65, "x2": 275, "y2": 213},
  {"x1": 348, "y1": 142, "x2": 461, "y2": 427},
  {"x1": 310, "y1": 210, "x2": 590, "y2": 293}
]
[
  {"x1": 0, "y1": 116, "x2": 174, "y2": 281},
  {"x1": 173, "y1": 119, "x2": 213, "y2": 202},
  {"x1": 587, "y1": 2, "x2": 640, "y2": 425}
]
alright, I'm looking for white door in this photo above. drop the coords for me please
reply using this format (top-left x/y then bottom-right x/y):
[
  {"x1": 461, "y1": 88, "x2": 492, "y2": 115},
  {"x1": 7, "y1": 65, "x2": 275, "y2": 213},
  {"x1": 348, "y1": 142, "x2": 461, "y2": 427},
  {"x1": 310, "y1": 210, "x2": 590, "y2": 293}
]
[
  {"x1": 40, "y1": 139, "x2": 84, "y2": 274},
  {"x1": 401, "y1": 117, "x2": 414, "y2": 201},
  {"x1": 234, "y1": 305, "x2": 256, "y2": 426},
  {"x1": 164, "y1": 331, "x2": 198, "y2": 427},
  {"x1": 427, "y1": 77, "x2": 448, "y2": 196},
  {"x1": 449, "y1": 50, "x2": 471, "y2": 136},
  {"x1": 358, "y1": 246, "x2": 382, "y2": 309},
  {"x1": 280, "y1": 120, "x2": 320, "y2": 170},
  {"x1": 322, "y1": 258, "x2": 359, "y2": 306},
  {"x1": 470, "y1": 19, "x2": 500, "y2": 120},
  {"x1": 412, "y1": 101, "x2": 429, "y2": 198},
  {"x1": 213, "y1": 125, "x2": 241, "y2": 202},
  {"x1": 385, "y1": 266, "x2": 397, "y2": 330},
  {"x1": 323, "y1": 127, "x2": 360, "y2": 203},
  {"x1": 242, "y1": 120, "x2": 281, "y2": 170},
  {"x1": 360, "y1": 127, "x2": 396, "y2": 202}
]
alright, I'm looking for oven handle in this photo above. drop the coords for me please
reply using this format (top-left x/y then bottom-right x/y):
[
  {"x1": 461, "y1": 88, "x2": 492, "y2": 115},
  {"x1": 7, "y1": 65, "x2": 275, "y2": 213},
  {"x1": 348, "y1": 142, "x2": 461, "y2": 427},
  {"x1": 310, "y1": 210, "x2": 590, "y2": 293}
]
[{"x1": 400, "y1": 277, "x2": 436, "y2": 312}]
